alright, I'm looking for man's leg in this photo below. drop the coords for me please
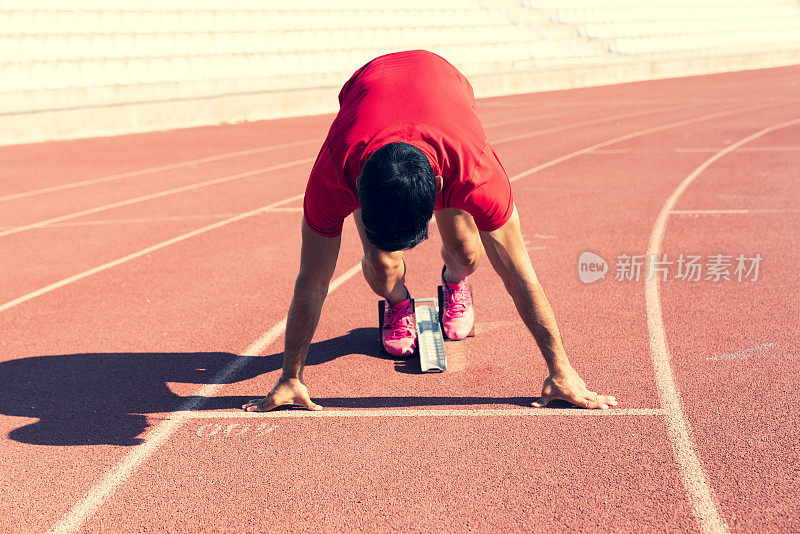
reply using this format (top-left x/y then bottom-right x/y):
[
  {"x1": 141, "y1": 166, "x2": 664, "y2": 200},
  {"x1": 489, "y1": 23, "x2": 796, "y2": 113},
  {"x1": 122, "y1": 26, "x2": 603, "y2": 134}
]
[
  {"x1": 354, "y1": 210, "x2": 416, "y2": 355},
  {"x1": 434, "y1": 208, "x2": 484, "y2": 282},
  {"x1": 434, "y1": 208, "x2": 482, "y2": 339},
  {"x1": 353, "y1": 209, "x2": 408, "y2": 304}
]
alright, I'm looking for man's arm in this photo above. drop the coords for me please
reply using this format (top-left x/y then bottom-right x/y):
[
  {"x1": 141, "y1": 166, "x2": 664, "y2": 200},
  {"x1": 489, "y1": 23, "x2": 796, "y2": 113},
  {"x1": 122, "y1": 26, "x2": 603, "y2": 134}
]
[
  {"x1": 243, "y1": 219, "x2": 341, "y2": 412},
  {"x1": 479, "y1": 205, "x2": 617, "y2": 409}
]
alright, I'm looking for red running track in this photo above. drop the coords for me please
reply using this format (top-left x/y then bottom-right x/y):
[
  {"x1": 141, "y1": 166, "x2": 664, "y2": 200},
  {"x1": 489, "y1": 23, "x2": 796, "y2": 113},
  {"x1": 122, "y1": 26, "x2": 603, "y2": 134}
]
[{"x1": 1, "y1": 66, "x2": 799, "y2": 533}]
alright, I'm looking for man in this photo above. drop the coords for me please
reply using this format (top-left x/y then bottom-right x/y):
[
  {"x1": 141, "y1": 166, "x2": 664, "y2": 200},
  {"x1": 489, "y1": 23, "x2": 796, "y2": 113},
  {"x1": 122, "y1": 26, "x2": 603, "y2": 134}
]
[{"x1": 243, "y1": 50, "x2": 616, "y2": 412}]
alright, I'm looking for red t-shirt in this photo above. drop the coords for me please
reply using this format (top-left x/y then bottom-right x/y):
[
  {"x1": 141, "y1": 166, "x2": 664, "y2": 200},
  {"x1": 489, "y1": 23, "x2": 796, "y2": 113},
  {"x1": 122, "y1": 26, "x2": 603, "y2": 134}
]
[{"x1": 303, "y1": 50, "x2": 514, "y2": 238}]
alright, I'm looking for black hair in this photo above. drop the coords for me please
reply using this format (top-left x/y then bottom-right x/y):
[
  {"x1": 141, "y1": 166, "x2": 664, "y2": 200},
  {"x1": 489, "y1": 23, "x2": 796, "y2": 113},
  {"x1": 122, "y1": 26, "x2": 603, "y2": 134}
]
[{"x1": 357, "y1": 142, "x2": 437, "y2": 252}]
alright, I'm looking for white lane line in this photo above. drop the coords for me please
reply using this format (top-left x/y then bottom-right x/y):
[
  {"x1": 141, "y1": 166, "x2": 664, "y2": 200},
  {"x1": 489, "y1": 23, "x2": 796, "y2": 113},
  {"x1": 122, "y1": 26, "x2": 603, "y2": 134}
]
[
  {"x1": 676, "y1": 146, "x2": 800, "y2": 153},
  {"x1": 47, "y1": 262, "x2": 363, "y2": 534},
  {"x1": 671, "y1": 209, "x2": 800, "y2": 215},
  {"x1": 507, "y1": 100, "x2": 795, "y2": 184},
  {"x1": 0, "y1": 208, "x2": 304, "y2": 231},
  {"x1": 519, "y1": 185, "x2": 630, "y2": 195},
  {"x1": 41, "y1": 104, "x2": 798, "y2": 533},
  {"x1": 588, "y1": 148, "x2": 660, "y2": 154},
  {"x1": 645, "y1": 117, "x2": 800, "y2": 534},
  {"x1": 182, "y1": 408, "x2": 665, "y2": 418},
  {"x1": 0, "y1": 157, "x2": 315, "y2": 239},
  {"x1": 493, "y1": 105, "x2": 679, "y2": 145},
  {"x1": 480, "y1": 82, "x2": 779, "y2": 134},
  {"x1": 483, "y1": 110, "x2": 577, "y2": 129},
  {"x1": 0, "y1": 213, "x2": 243, "y2": 230},
  {"x1": 0, "y1": 138, "x2": 319, "y2": 204},
  {"x1": 672, "y1": 209, "x2": 750, "y2": 215},
  {"x1": 715, "y1": 193, "x2": 800, "y2": 201},
  {"x1": 0, "y1": 194, "x2": 305, "y2": 314},
  {"x1": 590, "y1": 147, "x2": 800, "y2": 154}
]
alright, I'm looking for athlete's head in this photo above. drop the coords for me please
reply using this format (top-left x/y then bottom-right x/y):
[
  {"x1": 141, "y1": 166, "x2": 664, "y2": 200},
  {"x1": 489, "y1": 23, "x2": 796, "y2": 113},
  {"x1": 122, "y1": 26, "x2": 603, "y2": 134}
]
[{"x1": 357, "y1": 142, "x2": 438, "y2": 252}]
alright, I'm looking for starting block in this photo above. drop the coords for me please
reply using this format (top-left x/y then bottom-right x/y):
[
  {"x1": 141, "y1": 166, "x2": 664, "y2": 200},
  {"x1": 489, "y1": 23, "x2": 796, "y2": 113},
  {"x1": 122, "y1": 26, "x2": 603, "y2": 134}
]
[
  {"x1": 378, "y1": 290, "x2": 447, "y2": 373},
  {"x1": 414, "y1": 298, "x2": 448, "y2": 372},
  {"x1": 378, "y1": 286, "x2": 476, "y2": 372}
]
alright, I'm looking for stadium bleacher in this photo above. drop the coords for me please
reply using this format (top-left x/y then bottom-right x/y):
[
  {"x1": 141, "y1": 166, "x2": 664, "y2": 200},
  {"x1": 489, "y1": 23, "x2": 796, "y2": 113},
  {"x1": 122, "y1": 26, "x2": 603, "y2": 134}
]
[
  {"x1": 0, "y1": 3, "x2": 572, "y2": 93},
  {"x1": 0, "y1": 0, "x2": 799, "y2": 144},
  {"x1": 529, "y1": 0, "x2": 800, "y2": 56}
]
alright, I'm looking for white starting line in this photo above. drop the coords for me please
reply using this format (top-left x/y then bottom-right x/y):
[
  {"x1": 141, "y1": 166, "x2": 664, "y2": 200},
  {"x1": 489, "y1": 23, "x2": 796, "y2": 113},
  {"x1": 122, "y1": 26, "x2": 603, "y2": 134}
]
[{"x1": 180, "y1": 408, "x2": 665, "y2": 418}]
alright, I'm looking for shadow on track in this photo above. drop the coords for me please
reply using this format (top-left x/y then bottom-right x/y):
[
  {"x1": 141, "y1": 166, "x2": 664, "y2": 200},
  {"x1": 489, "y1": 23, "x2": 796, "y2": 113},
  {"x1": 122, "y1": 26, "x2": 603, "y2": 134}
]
[
  {"x1": 0, "y1": 351, "x2": 256, "y2": 447},
  {"x1": 1, "y1": 327, "x2": 548, "y2": 446},
  {"x1": 0, "y1": 327, "x2": 396, "y2": 446}
]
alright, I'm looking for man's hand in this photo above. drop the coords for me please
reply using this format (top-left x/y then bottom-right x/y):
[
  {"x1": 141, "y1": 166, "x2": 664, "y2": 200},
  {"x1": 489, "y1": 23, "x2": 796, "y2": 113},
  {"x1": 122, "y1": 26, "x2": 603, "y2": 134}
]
[
  {"x1": 245, "y1": 220, "x2": 339, "y2": 413},
  {"x1": 241, "y1": 377, "x2": 322, "y2": 412},
  {"x1": 531, "y1": 365, "x2": 618, "y2": 410}
]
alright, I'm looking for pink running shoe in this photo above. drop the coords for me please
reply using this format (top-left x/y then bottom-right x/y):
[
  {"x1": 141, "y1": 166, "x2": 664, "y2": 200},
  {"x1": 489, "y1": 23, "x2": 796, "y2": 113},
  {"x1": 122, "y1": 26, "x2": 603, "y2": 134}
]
[
  {"x1": 382, "y1": 291, "x2": 417, "y2": 357},
  {"x1": 440, "y1": 266, "x2": 474, "y2": 340}
]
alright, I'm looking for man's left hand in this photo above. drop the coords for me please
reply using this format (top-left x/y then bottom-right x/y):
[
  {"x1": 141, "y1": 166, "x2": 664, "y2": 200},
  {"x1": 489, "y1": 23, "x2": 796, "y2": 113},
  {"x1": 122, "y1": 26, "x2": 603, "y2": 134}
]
[{"x1": 531, "y1": 366, "x2": 618, "y2": 410}]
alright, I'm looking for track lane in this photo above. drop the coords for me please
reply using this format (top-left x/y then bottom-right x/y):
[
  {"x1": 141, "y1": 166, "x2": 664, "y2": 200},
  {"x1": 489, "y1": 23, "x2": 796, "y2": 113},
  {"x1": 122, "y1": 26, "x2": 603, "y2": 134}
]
[
  {"x1": 0, "y1": 145, "x2": 316, "y2": 231},
  {"x1": 2, "y1": 214, "x2": 368, "y2": 534},
  {"x1": 0, "y1": 163, "x2": 309, "y2": 303},
  {"x1": 0, "y1": 114, "x2": 333, "y2": 196},
  {"x1": 82, "y1": 417, "x2": 694, "y2": 533},
  {"x1": 0, "y1": 138, "x2": 320, "y2": 205}
]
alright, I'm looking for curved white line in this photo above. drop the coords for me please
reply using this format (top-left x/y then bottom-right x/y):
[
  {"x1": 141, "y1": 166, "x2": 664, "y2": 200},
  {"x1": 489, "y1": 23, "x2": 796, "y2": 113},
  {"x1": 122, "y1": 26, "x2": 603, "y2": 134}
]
[
  {"x1": 509, "y1": 100, "x2": 795, "y2": 183},
  {"x1": 645, "y1": 117, "x2": 800, "y2": 534}
]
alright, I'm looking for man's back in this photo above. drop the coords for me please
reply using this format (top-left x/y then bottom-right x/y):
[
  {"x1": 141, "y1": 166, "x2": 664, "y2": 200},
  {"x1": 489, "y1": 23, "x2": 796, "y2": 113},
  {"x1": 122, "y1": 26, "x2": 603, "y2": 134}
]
[
  {"x1": 334, "y1": 50, "x2": 481, "y2": 149},
  {"x1": 304, "y1": 50, "x2": 513, "y2": 238}
]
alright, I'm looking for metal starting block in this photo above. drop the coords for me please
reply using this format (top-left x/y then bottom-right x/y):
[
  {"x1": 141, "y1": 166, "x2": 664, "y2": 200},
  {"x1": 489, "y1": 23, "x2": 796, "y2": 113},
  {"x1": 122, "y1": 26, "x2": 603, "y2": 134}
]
[
  {"x1": 413, "y1": 298, "x2": 447, "y2": 373},
  {"x1": 378, "y1": 294, "x2": 447, "y2": 373}
]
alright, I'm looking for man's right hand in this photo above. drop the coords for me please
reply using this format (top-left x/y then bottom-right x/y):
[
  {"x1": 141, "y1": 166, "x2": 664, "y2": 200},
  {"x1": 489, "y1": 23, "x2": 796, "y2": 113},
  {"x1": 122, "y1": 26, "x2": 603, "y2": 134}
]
[{"x1": 241, "y1": 377, "x2": 322, "y2": 412}]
